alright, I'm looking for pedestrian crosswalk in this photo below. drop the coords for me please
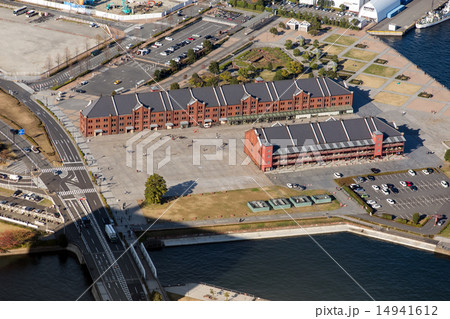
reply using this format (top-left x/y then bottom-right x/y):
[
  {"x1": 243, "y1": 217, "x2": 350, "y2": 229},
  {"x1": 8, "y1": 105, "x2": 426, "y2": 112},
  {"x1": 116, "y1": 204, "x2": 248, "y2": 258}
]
[
  {"x1": 58, "y1": 188, "x2": 97, "y2": 196},
  {"x1": 40, "y1": 166, "x2": 85, "y2": 173},
  {"x1": 6, "y1": 161, "x2": 29, "y2": 174}
]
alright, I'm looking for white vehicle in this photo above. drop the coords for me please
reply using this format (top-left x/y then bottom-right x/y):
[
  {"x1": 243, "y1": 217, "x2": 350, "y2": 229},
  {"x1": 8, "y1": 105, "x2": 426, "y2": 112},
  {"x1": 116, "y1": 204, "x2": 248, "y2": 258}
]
[
  {"x1": 371, "y1": 185, "x2": 380, "y2": 191},
  {"x1": 386, "y1": 198, "x2": 395, "y2": 205},
  {"x1": 138, "y1": 48, "x2": 150, "y2": 55},
  {"x1": 381, "y1": 189, "x2": 390, "y2": 195},
  {"x1": 105, "y1": 224, "x2": 118, "y2": 242},
  {"x1": 167, "y1": 47, "x2": 175, "y2": 52},
  {"x1": 173, "y1": 57, "x2": 181, "y2": 63},
  {"x1": 422, "y1": 169, "x2": 430, "y2": 175},
  {"x1": 287, "y1": 183, "x2": 293, "y2": 188},
  {"x1": 160, "y1": 51, "x2": 168, "y2": 56},
  {"x1": 334, "y1": 172, "x2": 343, "y2": 178},
  {"x1": 381, "y1": 184, "x2": 388, "y2": 190},
  {"x1": 441, "y1": 180, "x2": 449, "y2": 188},
  {"x1": 367, "y1": 200, "x2": 376, "y2": 205},
  {"x1": 154, "y1": 42, "x2": 163, "y2": 47},
  {"x1": 151, "y1": 44, "x2": 158, "y2": 48},
  {"x1": 399, "y1": 181, "x2": 407, "y2": 187},
  {"x1": 9, "y1": 174, "x2": 21, "y2": 181},
  {"x1": 192, "y1": 34, "x2": 201, "y2": 38},
  {"x1": 408, "y1": 169, "x2": 416, "y2": 176},
  {"x1": 372, "y1": 204, "x2": 381, "y2": 209},
  {"x1": 81, "y1": 81, "x2": 88, "y2": 86},
  {"x1": 125, "y1": 43, "x2": 133, "y2": 50},
  {"x1": 165, "y1": 37, "x2": 174, "y2": 41},
  {"x1": 26, "y1": 10, "x2": 36, "y2": 18}
]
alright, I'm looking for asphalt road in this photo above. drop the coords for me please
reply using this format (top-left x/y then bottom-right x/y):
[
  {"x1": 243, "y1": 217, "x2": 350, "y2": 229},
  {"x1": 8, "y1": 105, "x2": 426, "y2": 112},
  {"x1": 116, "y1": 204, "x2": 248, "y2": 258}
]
[{"x1": 0, "y1": 79, "x2": 148, "y2": 300}]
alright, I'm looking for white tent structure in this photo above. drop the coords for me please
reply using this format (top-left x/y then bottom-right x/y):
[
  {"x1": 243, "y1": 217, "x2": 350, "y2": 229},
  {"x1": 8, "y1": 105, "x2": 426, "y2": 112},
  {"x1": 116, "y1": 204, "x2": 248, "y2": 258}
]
[
  {"x1": 333, "y1": 0, "x2": 370, "y2": 13},
  {"x1": 359, "y1": 0, "x2": 401, "y2": 22}
]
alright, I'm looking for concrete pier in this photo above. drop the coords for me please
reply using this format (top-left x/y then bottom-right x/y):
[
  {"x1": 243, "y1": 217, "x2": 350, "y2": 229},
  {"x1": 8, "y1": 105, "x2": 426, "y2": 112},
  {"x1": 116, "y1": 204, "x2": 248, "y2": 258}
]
[{"x1": 368, "y1": 0, "x2": 448, "y2": 36}]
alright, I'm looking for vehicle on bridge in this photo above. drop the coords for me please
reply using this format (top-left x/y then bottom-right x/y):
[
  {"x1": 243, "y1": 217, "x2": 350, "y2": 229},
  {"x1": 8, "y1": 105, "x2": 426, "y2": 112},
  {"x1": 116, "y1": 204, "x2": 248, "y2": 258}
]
[{"x1": 105, "y1": 224, "x2": 118, "y2": 242}]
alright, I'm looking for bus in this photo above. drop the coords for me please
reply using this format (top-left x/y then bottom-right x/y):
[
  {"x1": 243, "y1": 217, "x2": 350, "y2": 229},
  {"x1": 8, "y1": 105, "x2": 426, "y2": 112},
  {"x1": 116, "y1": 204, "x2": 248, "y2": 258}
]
[
  {"x1": 26, "y1": 10, "x2": 37, "y2": 18},
  {"x1": 13, "y1": 6, "x2": 27, "y2": 16}
]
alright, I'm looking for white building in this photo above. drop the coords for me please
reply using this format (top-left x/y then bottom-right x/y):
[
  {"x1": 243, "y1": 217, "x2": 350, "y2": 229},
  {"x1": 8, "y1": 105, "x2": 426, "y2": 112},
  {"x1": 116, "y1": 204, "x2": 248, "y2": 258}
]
[
  {"x1": 286, "y1": 19, "x2": 311, "y2": 32},
  {"x1": 299, "y1": 0, "x2": 316, "y2": 5},
  {"x1": 359, "y1": 0, "x2": 401, "y2": 22},
  {"x1": 332, "y1": 0, "x2": 370, "y2": 13}
]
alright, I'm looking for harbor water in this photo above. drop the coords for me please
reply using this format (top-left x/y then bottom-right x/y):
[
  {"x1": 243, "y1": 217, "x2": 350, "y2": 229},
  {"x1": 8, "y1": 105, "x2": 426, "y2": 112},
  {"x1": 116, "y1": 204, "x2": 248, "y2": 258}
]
[
  {"x1": 381, "y1": 21, "x2": 450, "y2": 89},
  {"x1": 151, "y1": 233, "x2": 450, "y2": 301}
]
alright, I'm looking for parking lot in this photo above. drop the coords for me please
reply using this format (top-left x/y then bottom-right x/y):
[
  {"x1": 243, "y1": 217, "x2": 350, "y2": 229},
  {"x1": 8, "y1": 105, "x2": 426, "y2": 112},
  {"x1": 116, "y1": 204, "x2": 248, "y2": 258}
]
[
  {"x1": 137, "y1": 19, "x2": 230, "y2": 65},
  {"x1": 352, "y1": 169, "x2": 449, "y2": 219}
]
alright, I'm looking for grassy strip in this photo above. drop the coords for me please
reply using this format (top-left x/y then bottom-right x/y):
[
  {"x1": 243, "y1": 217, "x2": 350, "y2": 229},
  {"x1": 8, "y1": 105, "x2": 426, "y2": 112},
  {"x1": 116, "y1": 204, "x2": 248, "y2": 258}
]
[
  {"x1": 231, "y1": 41, "x2": 253, "y2": 56},
  {"x1": 341, "y1": 185, "x2": 373, "y2": 214},
  {"x1": 139, "y1": 217, "x2": 343, "y2": 239},
  {"x1": 347, "y1": 215, "x2": 434, "y2": 238}
]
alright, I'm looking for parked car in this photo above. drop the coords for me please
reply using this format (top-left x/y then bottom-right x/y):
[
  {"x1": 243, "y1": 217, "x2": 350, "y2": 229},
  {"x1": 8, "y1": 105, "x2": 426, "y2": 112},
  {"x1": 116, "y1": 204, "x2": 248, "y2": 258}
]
[
  {"x1": 371, "y1": 185, "x2": 380, "y2": 191},
  {"x1": 334, "y1": 172, "x2": 343, "y2": 178},
  {"x1": 367, "y1": 175, "x2": 375, "y2": 181},
  {"x1": 187, "y1": 37, "x2": 195, "y2": 41},
  {"x1": 408, "y1": 169, "x2": 416, "y2": 176},
  {"x1": 441, "y1": 180, "x2": 449, "y2": 188},
  {"x1": 81, "y1": 81, "x2": 88, "y2": 85},
  {"x1": 13, "y1": 190, "x2": 22, "y2": 197},
  {"x1": 381, "y1": 189, "x2": 390, "y2": 195},
  {"x1": 410, "y1": 185, "x2": 418, "y2": 191},
  {"x1": 371, "y1": 168, "x2": 380, "y2": 173},
  {"x1": 165, "y1": 37, "x2": 174, "y2": 41},
  {"x1": 372, "y1": 204, "x2": 381, "y2": 209},
  {"x1": 399, "y1": 181, "x2": 407, "y2": 187},
  {"x1": 114, "y1": 80, "x2": 121, "y2": 85},
  {"x1": 287, "y1": 183, "x2": 293, "y2": 188},
  {"x1": 386, "y1": 198, "x2": 395, "y2": 205},
  {"x1": 367, "y1": 200, "x2": 376, "y2": 205}
]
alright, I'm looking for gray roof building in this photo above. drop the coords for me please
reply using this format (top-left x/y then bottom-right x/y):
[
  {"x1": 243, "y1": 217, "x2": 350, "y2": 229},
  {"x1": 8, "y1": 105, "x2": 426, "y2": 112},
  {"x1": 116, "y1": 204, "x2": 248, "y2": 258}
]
[
  {"x1": 82, "y1": 78, "x2": 351, "y2": 118},
  {"x1": 255, "y1": 117, "x2": 405, "y2": 156}
]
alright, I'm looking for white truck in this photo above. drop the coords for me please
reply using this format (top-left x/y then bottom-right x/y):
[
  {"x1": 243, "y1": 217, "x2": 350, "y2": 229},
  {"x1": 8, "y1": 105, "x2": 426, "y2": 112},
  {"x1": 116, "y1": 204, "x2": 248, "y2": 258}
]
[
  {"x1": 9, "y1": 174, "x2": 21, "y2": 181},
  {"x1": 105, "y1": 224, "x2": 118, "y2": 242}
]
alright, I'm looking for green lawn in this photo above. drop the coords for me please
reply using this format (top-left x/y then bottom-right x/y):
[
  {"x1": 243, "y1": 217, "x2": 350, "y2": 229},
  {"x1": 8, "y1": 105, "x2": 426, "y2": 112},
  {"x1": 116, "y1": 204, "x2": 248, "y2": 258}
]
[
  {"x1": 259, "y1": 70, "x2": 276, "y2": 81},
  {"x1": 439, "y1": 224, "x2": 450, "y2": 237},
  {"x1": 363, "y1": 64, "x2": 400, "y2": 77},
  {"x1": 141, "y1": 186, "x2": 340, "y2": 222},
  {"x1": 323, "y1": 34, "x2": 357, "y2": 46},
  {"x1": 343, "y1": 49, "x2": 378, "y2": 62}
]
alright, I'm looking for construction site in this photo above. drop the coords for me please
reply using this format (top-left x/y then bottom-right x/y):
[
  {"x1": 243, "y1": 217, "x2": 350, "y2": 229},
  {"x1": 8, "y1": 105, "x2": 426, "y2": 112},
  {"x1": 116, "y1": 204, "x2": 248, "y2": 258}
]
[{"x1": 77, "y1": 0, "x2": 190, "y2": 15}]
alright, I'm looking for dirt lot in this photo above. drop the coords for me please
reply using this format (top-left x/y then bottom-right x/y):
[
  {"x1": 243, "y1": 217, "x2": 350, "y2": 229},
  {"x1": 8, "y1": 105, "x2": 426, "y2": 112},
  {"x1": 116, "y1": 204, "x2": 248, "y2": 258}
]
[
  {"x1": 0, "y1": 90, "x2": 60, "y2": 163},
  {"x1": 341, "y1": 59, "x2": 367, "y2": 72},
  {"x1": 343, "y1": 49, "x2": 378, "y2": 62},
  {"x1": 141, "y1": 186, "x2": 339, "y2": 222},
  {"x1": 0, "y1": 221, "x2": 24, "y2": 233},
  {"x1": 0, "y1": 7, "x2": 105, "y2": 75},
  {"x1": 374, "y1": 92, "x2": 410, "y2": 107},
  {"x1": 384, "y1": 81, "x2": 421, "y2": 95},
  {"x1": 354, "y1": 74, "x2": 387, "y2": 88}
]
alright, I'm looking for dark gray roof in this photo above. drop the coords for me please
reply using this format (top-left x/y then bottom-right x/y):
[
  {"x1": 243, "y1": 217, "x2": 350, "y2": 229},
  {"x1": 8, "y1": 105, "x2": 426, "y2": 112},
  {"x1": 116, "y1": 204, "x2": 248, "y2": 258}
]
[
  {"x1": 82, "y1": 78, "x2": 351, "y2": 118},
  {"x1": 82, "y1": 96, "x2": 116, "y2": 118},
  {"x1": 244, "y1": 82, "x2": 272, "y2": 102},
  {"x1": 192, "y1": 87, "x2": 220, "y2": 107},
  {"x1": 255, "y1": 117, "x2": 404, "y2": 155},
  {"x1": 221, "y1": 84, "x2": 245, "y2": 105}
]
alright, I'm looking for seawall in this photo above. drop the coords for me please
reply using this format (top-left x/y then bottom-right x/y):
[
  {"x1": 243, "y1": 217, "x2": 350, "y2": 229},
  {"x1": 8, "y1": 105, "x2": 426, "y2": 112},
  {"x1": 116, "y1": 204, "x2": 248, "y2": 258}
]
[{"x1": 162, "y1": 224, "x2": 444, "y2": 255}]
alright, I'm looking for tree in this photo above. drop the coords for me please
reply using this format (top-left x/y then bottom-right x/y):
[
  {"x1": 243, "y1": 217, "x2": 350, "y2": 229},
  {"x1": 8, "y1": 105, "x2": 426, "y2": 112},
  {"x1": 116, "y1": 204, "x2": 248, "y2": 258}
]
[
  {"x1": 266, "y1": 61, "x2": 273, "y2": 71},
  {"x1": 187, "y1": 48, "x2": 196, "y2": 64},
  {"x1": 205, "y1": 76, "x2": 218, "y2": 87},
  {"x1": 238, "y1": 67, "x2": 249, "y2": 79},
  {"x1": 203, "y1": 40, "x2": 213, "y2": 52},
  {"x1": 340, "y1": 4, "x2": 346, "y2": 12},
  {"x1": 287, "y1": 61, "x2": 304, "y2": 75},
  {"x1": 313, "y1": 39, "x2": 319, "y2": 48},
  {"x1": 302, "y1": 51, "x2": 310, "y2": 61},
  {"x1": 298, "y1": 37, "x2": 305, "y2": 46},
  {"x1": 318, "y1": 68, "x2": 326, "y2": 77},
  {"x1": 170, "y1": 82, "x2": 180, "y2": 90},
  {"x1": 273, "y1": 69, "x2": 286, "y2": 81},
  {"x1": 144, "y1": 174, "x2": 167, "y2": 205},
  {"x1": 281, "y1": 69, "x2": 290, "y2": 79},
  {"x1": 278, "y1": 22, "x2": 286, "y2": 30},
  {"x1": 189, "y1": 73, "x2": 204, "y2": 87},
  {"x1": 285, "y1": 39, "x2": 293, "y2": 50},
  {"x1": 412, "y1": 213, "x2": 420, "y2": 225},
  {"x1": 269, "y1": 27, "x2": 278, "y2": 36},
  {"x1": 169, "y1": 59, "x2": 178, "y2": 71},
  {"x1": 153, "y1": 69, "x2": 161, "y2": 81},
  {"x1": 54, "y1": 53, "x2": 60, "y2": 68},
  {"x1": 224, "y1": 291, "x2": 230, "y2": 301},
  {"x1": 151, "y1": 291, "x2": 163, "y2": 301},
  {"x1": 219, "y1": 71, "x2": 233, "y2": 83},
  {"x1": 293, "y1": 48, "x2": 301, "y2": 57},
  {"x1": 64, "y1": 47, "x2": 70, "y2": 67},
  {"x1": 208, "y1": 61, "x2": 220, "y2": 74},
  {"x1": 351, "y1": 18, "x2": 359, "y2": 26}
]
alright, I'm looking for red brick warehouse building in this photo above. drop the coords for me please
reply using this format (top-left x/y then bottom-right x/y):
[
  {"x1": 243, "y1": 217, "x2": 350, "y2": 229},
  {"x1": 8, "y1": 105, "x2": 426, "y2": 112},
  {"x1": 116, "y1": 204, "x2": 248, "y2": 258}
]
[
  {"x1": 244, "y1": 117, "x2": 406, "y2": 171},
  {"x1": 80, "y1": 77, "x2": 354, "y2": 137}
]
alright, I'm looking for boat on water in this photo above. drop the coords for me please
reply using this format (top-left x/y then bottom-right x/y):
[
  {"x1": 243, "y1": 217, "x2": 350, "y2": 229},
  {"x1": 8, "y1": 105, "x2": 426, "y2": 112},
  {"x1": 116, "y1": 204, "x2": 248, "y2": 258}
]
[{"x1": 416, "y1": 0, "x2": 450, "y2": 29}]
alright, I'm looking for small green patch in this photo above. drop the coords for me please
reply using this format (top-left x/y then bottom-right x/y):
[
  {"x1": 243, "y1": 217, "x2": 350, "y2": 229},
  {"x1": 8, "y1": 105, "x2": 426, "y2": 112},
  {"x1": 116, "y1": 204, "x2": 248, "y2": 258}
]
[
  {"x1": 343, "y1": 49, "x2": 378, "y2": 62},
  {"x1": 363, "y1": 64, "x2": 399, "y2": 77},
  {"x1": 323, "y1": 34, "x2": 357, "y2": 46}
]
